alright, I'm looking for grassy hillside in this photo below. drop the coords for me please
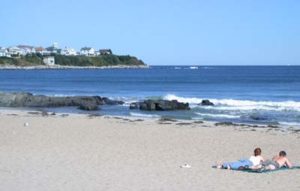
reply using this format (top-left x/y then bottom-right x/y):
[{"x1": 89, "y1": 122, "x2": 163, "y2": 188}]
[
  {"x1": 0, "y1": 54, "x2": 145, "y2": 67},
  {"x1": 0, "y1": 54, "x2": 42, "y2": 66},
  {"x1": 54, "y1": 55, "x2": 145, "y2": 66}
]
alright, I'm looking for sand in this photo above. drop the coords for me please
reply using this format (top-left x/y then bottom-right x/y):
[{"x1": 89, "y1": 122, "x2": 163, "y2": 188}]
[{"x1": 0, "y1": 110, "x2": 299, "y2": 191}]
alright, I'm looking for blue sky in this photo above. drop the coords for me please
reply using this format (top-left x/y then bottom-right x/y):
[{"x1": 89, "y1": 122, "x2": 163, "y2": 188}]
[{"x1": 1, "y1": 0, "x2": 299, "y2": 65}]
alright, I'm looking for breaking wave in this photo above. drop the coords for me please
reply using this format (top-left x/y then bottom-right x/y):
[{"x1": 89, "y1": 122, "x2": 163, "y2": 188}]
[{"x1": 164, "y1": 94, "x2": 300, "y2": 112}]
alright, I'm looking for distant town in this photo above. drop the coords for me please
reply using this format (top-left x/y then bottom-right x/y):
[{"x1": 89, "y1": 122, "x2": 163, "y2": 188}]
[
  {"x1": 0, "y1": 43, "x2": 145, "y2": 67},
  {"x1": 0, "y1": 43, "x2": 116, "y2": 66},
  {"x1": 0, "y1": 43, "x2": 113, "y2": 58}
]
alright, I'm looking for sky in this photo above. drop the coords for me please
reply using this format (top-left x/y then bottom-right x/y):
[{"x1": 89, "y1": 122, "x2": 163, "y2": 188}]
[{"x1": 1, "y1": 0, "x2": 300, "y2": 65}]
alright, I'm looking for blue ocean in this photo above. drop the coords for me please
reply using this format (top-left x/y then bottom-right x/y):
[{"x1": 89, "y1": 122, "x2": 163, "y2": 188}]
[{"x1": 1, "y1": 66, "x2": 300, "y2": 128}]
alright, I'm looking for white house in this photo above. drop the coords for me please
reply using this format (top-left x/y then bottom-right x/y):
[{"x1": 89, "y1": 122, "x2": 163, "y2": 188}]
[
  {"x1": 80, "y1": 47, "x2": 95, "y2": 56},
  {"x1": 45, "y1": 42, "x2": 61, "y2": 54},
  {"x1": 100, "y1": 49, "x2": 113, "y2": 55},
  {"x1": 95, "y1": 50, "x2": 100, "y2": 56},
  {"x1": 0, "y1": 47, "x2": 9, "y2": 57},
  {"x1": 35, "y1": 47, "x2": 49, "y2": 55},
  {"x1": 61, "y1": 47, "x2": 77, "y2": 56},
  {"x1": 43, "y1": 56, "x2": 55, "y2": 66},
  {"x1": 17, "y1": 45, "x2": 36, "y2": 55},
  {"x1": 8, "y1": 46, "x2": 22, "y2": 56}
]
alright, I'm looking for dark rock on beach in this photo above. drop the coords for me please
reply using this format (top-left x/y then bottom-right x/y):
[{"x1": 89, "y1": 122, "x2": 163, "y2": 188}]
[
  {"x1": 101, "y1": 97, "x2": 124, "y2": 105},
  {"x1": 129, "y1": 99, "x2": 190, "y2": 111},
  {"x1": 215, "y1": 122, "x2": 236, "y2": 126},
  {"x1": 0, "y1": 92, "x2": 123, "y2": 110},
  {"x1": 249, "y1": 114, "x2": 268, "y2": 121}
]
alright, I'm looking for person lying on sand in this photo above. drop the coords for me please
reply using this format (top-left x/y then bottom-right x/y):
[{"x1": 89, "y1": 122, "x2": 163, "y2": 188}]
[
  {"x1": 217, "y1": 147, "x2": 264, "y2": 170},
  {"x1": 252, "y1": 151, "x2": 293, "y2": 171}
]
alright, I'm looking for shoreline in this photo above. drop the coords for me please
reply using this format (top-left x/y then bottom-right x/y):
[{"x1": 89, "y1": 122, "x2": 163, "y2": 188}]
[
  {"x1": 1, "y1": 107, "x2": 299, "y2": 134},
  {"x1": 0, "y1": 64, "x2": 149, "y2": 70}
]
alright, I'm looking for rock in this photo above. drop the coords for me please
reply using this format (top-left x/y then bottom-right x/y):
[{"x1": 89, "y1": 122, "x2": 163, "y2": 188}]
[
  {"x1": 159, "y1": 117, "x2": 177, "y2": 122},
  {"x1": 0, "y1": 92, "x2": 123, "y2": 108},
  {"x1": 267, "y1": 124, "x2": 280, "y2": 129},
  {"x1": 78, "y1": 102, "x2": 98, "y2": 111},
  {"x1": 215, "y1": 122, "x2": 235, "y2": 126},
  {"x1": 249, "y1": 114, "x2": 268, "y2": 121},
  {"x1": 41, "y1": 111, "x2": 49, "y2": 116},
  {"x1": 200, "y1": 99, "x2": 214, "y2": 106},
  {"x1": 101, "y1": 97, "x2": 124, "y2": 105},
  {"x1": 130, "y1": 99, "x2": 190, "y2": 111},
  {"x1": 129, "y1": 102, "x2": 139, "y2": 109}
]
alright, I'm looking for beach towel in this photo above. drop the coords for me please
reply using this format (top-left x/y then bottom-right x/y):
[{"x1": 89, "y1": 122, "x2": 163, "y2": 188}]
[{"x1": 212, "y1": 165, "x2": 300, "y2": 173}]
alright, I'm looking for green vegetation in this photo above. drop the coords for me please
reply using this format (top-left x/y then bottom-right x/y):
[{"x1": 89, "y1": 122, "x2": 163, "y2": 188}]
[
  {"x1": 0, "y1": 54, "x2": 145, "y2": 67},
  {"x1": 54, "y1": 55, "x2": 145, "y2": 66},
  {"x1": 0, "y1": 54, "x2": 42, "y2": 66}
]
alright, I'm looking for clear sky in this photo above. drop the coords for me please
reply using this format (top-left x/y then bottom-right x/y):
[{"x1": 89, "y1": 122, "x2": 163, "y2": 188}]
[{"x1": 1, "y1": 0, "x2": 299, "y2": 65}]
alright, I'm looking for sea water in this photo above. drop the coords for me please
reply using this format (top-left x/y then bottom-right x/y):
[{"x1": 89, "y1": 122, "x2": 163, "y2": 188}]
[{"x1": 1, "y1": 66, "x2": 300, "y2": 128}]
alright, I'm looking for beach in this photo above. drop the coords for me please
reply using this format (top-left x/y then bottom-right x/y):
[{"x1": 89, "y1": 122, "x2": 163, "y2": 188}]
[{"x1": 0, "y1": 110, "x2": 299, "y2": 191}]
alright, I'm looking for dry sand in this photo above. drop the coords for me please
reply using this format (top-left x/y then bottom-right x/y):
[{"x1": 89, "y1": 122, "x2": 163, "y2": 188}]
[{"x1": 0, "y1": 110, "x2": 299, "y2": 191}]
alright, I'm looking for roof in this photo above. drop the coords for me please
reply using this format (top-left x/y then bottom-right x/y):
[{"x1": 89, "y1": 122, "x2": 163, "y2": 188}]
[
  {"x1": 8, "y1": 46, "x2": 21, "y2": 50},
  {"x1": 17, "y1": 45, "x2": 34, "y2": 49},
  {"x1": 35, "y1": 47, "x2": 45, "y2": 51},
  {"x1": 81, "y1": 47, "x2": 93, "y2": 51}
]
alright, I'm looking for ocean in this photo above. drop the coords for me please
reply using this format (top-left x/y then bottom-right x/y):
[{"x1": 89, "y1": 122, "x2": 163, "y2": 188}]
[{"x1": 1, "y1": 66, "x2": 300, "y2": 128}]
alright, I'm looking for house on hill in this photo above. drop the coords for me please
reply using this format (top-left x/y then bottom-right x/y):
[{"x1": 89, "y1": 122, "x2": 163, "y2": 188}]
[
  {"x1": 0, "y1": 47, "x2": 9, "y2": 57},
  {"x1": 8, "y1": 46, "x2": 22, "y2": 57},
  {"x1": 61, "y1": 47, "x2": 77, "y2": 56},
  {"x1": 46, "y1": 46, "x2": 61, "y2": 54},
  {"x1": 80, "y1": 47, "x2": 95, "y2": 56},
  {"x1": 17, "y1": 45, "x2": 36, "y2": 55},
  {"x1": 35, "y1": 47, "x2": 50, "y2": 55},
  {"x1": 100, "y1": 49, "x2": 113, "y2": 55}
]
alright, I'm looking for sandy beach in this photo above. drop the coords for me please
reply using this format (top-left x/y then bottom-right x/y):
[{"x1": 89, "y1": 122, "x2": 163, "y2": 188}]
[{"x1": 0, "y1": 110, "x2": 299, "y2": 191}]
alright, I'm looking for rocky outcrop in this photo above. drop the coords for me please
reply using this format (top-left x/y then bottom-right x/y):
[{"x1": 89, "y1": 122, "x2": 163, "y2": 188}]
[
  {"x1": 0, "y1": 92, "x2": 124, "y2": 111},
  {"x1": 129, "y1": 99, "x2": 190, "y2": 111},
  {"x1": 129, "y1": 102, "x2": 139, "y2": 109},
  {"x1": 200, "y1": 99, "x2": 214, "y2": 106},
  {"x1": 78, "y1": 102, "x2": 99, "y2": 111}
]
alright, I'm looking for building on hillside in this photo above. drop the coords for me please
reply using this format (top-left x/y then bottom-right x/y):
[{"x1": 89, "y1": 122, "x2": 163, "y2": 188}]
[
  {"x1": 8, "y1": 46, "x2": 22, "y2": 57},
  {"x1": 100, "y1": 49, "x2": 113, "y2": 55},
  {"x1": 17, "y1": 45, "x2": 36, "y2": 55},
  {"x1": 0, "y1": 47, "x2": 9, "y2": 57},
  {"x1": 61, "y1": 47, "x2": 77, "y2": 56},
  {"x1": 35, "y1": 47, "x2": 49, "y2": 55},
  {"x1": 80, "y1": 47, "x2": 95, "y2": 56},
  {"x1": 43, "y1": 56, "x2": 55, "y2": 66},
  {"x1": 95, "y1": 50, "x2": 100, "y2": 56},
  {"x1": 45, "y1": 42, "x2": 61, "y2": 54},
  {"x1": 46, "y1": 46, "x2": 61, "y2": 54}
]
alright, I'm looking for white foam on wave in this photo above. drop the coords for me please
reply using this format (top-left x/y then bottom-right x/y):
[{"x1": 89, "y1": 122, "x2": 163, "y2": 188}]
[
  {"x1": 129, "y1": 112, "x2": 160, "y2": 118},
  {"x1": 121, "y1": 98, "x2": 140, "y2": 106},
  {"x1": 51, "y1": 93, "x2": 78, "y2": 97},
  {"x1": 164, "y1": 94, "x2": 300, "y2": 112},
  {"x1": 164, "y1": 94, "x2": 203, "y2": 105},
  {"x1": 195, "y1": 113, "x2": 240, "y2": 119},
  {"x1": 279, "y1": 122, "x2": 300, "y2": 128}
]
